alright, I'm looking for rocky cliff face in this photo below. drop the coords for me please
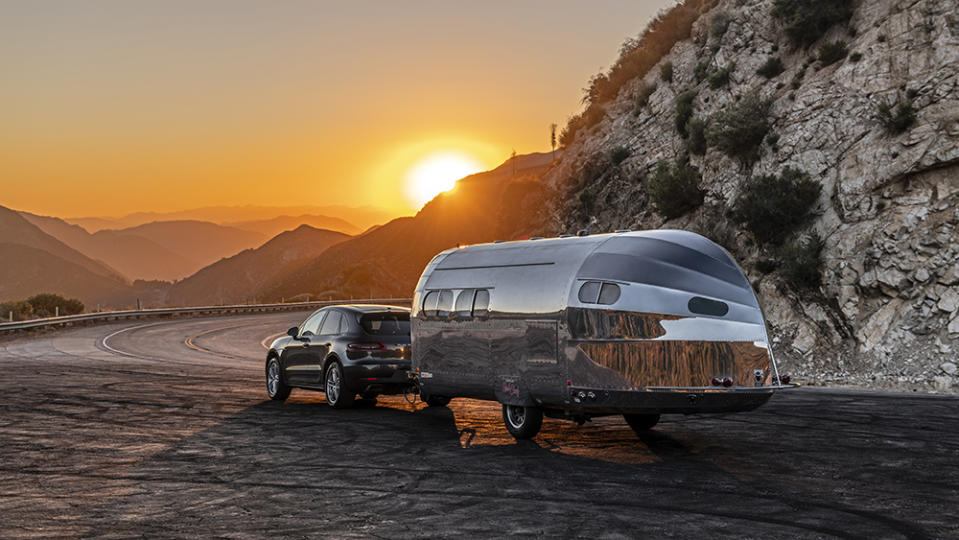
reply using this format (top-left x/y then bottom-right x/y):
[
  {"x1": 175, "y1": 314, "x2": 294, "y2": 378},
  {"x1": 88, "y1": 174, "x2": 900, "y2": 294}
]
[{"x1": 544, "y1": 0, "x2": 959, "y2": 391}]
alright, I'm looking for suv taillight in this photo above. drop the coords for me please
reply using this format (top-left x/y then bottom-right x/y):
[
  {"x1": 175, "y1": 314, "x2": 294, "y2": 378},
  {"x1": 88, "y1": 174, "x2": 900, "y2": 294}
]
[{"x1": 348, "y1": 341, "x2": 385, "y2": 351}]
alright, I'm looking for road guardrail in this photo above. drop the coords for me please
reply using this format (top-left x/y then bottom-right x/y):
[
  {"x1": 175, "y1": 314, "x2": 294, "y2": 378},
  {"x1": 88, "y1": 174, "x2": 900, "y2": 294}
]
[{"x1": 0, "y1": 298, "x2": 414, "y2": 335}]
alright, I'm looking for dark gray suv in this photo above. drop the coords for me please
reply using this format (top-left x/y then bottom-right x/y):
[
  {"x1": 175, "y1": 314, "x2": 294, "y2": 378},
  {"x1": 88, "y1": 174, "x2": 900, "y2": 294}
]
[{"x1": 265, "y1": 305, "x2": 411, "y2": 408}]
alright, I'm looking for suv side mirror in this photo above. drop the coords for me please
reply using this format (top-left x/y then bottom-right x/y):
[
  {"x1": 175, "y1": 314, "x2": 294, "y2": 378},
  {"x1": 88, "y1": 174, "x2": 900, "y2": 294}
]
[{"x1": 287, "y1": 327, "x2": 299, "y2": 338}]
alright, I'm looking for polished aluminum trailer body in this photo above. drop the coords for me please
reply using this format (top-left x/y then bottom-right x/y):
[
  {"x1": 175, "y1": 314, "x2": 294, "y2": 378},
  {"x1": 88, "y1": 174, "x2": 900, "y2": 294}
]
[{"x1": 411, "y1": 230, "x2": 783, "y2": 417}]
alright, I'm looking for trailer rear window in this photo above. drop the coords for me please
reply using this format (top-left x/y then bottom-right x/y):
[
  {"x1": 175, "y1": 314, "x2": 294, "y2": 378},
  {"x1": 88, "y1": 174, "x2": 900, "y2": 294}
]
[
  {"x1": 598, "y1": 283, "x2": 621, "y2": 304},
  {"x1": 360, "y1": 313, "x2": 411, "y2": 335},
  {"x1": 578, "y1": 281, "x2": 621, "y2": 305},
  {"x1": 578, "y1": 281, "x2": 601, "y2": 303}
]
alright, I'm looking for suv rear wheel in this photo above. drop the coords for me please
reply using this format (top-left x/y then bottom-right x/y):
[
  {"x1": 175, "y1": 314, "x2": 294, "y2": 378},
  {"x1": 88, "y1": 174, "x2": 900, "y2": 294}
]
[{"x1": 325, "y1": 361, "x2": 355, "y2": 409}]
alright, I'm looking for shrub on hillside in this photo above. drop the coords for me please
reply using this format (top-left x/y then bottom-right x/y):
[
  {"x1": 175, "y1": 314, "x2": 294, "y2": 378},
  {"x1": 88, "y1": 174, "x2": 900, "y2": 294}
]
[
  {"x1": 24, "y1": 293, "x2": 84, "y2": 318},
  {"x1": 756, "y1": 56, "x2": 785, "y2": 78},
  {"x1": 660, "y1": 61, "x2": 674, "y2": 83},
  {"x1": 710, "y1": 12, "x2": 731, "y2": 39},
  {"x1": 577, "y1": 187, "x2": 596, "y2": 214},
  {"x1": 694, "y1": 60, "x2": 710, "y2": 83},
  {"x1": 687, "y1": 117, "x2": 708, "y2": 155},
  {"x1": 707, "y1": 65, "x2": 734, "y2": 89},
  {"x1": 771, "y1": 0, "x2": 854, "y2": 47},
  {"x1": 778, "y1": 233, "x2": 824, "y2": 289},
  {"x1": 818, "y1": 41, "x2": 848, "y2": 65},
  {"x1": 0, "y1": 300, "x2": 33, "y2": 322},
  {"x1": 634, "y1": 82, "x2": 657, "y2": 112},
  {"x1": 705, "y1": 90, "x2": 771, "y2": 161},
  {"x1": 559, "y1": 104, "x2": 607, "y2": 147},
  {"x1": 675, "y1": 90, "x2": 698, "y2": 137},
  {"x1": 730, "y1": 167, "x2": 822, "y2": 245},
  {"x1": 876, "y1": 98, "x2": 916, "y2": 135},
  {"x1": 766, "y1": 132, "x2": 780, "y2": 149},
  {"x1": 754, "y1": 258, "x2": 779, "y2": 274},
  {"x1": 610, "y1": 146, "x2": 631, "y2": 165},
  {"x1": 562, "y1": 0, "x2": 720, "y2": 146},
  {"x1": 649, "y1": 158, "x2": 705, "y2": 219}
]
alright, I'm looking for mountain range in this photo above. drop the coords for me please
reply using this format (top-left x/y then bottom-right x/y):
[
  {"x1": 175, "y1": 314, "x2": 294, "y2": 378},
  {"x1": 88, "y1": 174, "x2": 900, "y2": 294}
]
[
  {"x1": 164, "y1": 225, "x2": 350, "y2": 306},
  {"x1": 1, "y1": 151, "x2": 553, "y2": 309},
  {"x1": 66, "y1": 205, "x2": 389, "y2": 233},
  {"x1": 0, "y1": 207, "x2": 129, "y2": 305}
]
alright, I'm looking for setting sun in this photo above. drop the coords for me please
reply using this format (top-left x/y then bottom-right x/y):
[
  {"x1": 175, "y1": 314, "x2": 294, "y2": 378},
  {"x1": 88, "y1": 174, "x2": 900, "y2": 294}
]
[{"x1": 404, "y1": 151, "x2": 485, "y2": 208}]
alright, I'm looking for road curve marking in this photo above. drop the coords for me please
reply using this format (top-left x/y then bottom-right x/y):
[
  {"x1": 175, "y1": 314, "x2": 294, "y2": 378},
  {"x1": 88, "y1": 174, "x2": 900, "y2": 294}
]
[
  {"x1": 261, "y1": 332, "x2": 285, "y2": 350},
  {"x1": 100, "y1": 322, "x2": 171, "y2": 359},
  {"x1": 183, "y1": 325, "x2": 250, "y2": 361}
]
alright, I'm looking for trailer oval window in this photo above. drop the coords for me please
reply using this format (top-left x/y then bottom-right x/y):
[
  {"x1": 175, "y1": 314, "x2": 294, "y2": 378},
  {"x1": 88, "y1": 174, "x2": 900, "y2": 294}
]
[
  {"x1": 454, "y1": 289, "x2": 475, "y2": 319},
  {"x1": 578, "y1": 281, "x2": 601, "y2": 303},
  {"x1": 436, "y1": 289, "x2": 454, "y2": 318},
  {"x1": 688, "y1": 296, "x2": 729, "y2": 317},
  {"x1": 472, "y1": 289, "x2": 490, "y2": 318},
  {"x1": 598, "y1": 282, "x2": 621, "y2": 305},
  {"x1": 422, "y1": 291, "x2": 439, "y2": 318}
]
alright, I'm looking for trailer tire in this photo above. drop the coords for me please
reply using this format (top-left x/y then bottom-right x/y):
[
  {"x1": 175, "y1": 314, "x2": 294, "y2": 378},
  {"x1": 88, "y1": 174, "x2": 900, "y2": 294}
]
[
  {"x1": 502, "y1": 404, "x2": 543, "y2": 439},
  {"x1": 423, "y1": 394, "x2": 451, "y2": 407},
  {"x1": 624, "y1": 413, "x2": 660, "y2": 433}
]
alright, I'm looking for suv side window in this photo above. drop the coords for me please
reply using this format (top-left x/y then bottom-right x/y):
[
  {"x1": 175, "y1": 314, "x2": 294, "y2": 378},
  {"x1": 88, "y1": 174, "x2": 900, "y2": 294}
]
[
  {"x1": 338, "y1": 312, "x2": 352, "y2": 333},
  {"x1": 319, "y1": 310, "x2": 342, "y2": 335},
  {"x1": 300, "y1": 310, "x2": 326, "y2": 336}
]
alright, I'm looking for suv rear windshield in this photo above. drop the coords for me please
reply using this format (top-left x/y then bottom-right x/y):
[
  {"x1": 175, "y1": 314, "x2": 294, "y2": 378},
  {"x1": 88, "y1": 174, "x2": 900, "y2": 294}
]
[{"x1": 360, "y1": 313, "x2": 411, "y2": 335}]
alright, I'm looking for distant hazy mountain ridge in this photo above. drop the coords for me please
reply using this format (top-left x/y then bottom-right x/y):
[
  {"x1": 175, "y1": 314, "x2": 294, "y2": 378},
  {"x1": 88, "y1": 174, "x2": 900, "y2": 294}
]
[
  {"x1": 0, "y1": 206, "x2": 130, "y2": 305},
  {"x1": 260, "y1": 152, "x2": 557, "y2": 301},
  {"x1": 66, "y1": 204, "x2": 388, "y2": 233},
  {"x1": 165, "y1": 225, "x2": 350, "y2": 306}
]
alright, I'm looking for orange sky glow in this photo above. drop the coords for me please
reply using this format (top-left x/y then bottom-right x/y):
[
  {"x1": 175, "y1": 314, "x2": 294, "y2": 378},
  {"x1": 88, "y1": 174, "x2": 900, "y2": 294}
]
[{"x1": 0, "y1": 1, "x2": 671, "y2": 220}]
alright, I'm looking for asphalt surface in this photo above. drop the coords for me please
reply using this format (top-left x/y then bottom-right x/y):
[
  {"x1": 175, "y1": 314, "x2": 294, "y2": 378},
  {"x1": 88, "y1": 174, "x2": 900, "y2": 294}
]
[{"x1": 0, "y1": 312, "x2": 956, "y2": 539}]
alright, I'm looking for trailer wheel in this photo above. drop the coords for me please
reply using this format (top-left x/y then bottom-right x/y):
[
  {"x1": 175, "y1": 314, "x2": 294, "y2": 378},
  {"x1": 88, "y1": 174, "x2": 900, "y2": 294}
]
[
  {"x1": 502, "y1": 404, "x2": 543, "y2": 439},
  {"x1": 423, "y1": 394, "x2": 451, "y2": 407},
  {"x1": 623, "y1": 413, "x2": 660, "y2": 434}
]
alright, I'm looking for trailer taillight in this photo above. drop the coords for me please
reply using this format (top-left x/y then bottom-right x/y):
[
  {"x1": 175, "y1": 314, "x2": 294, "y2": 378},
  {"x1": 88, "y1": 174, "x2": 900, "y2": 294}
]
[
  {"x1": 722, "y1": 377, "x2": 733, "y2": 387},
  {"x1": 711, "y1": 377, "x2": 722, "y2": 386}
]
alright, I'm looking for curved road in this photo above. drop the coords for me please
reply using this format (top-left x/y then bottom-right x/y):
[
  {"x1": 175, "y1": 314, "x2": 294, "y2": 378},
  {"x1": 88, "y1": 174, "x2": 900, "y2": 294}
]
[{"x1": 0, "y1": 312, "x2": 956, "y2": 538}]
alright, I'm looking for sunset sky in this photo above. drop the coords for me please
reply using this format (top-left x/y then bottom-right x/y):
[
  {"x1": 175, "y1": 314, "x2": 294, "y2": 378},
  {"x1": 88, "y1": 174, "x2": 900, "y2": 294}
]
[{"x1": 1, "y1": 0, "x2": 670, "y2": 218}]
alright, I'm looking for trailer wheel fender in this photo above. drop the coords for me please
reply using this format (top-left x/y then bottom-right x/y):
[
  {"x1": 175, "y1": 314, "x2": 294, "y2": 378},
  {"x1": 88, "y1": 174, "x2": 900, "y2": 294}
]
[{"x1": 494, "y1": 377, "x2": 535, "y2": 406}]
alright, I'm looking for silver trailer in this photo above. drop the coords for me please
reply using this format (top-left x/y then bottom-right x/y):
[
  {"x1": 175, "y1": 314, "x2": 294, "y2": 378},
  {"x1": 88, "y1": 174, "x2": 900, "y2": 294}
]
[{"x1": 411, "y1": 230, "x2": 789, "y2": 439}]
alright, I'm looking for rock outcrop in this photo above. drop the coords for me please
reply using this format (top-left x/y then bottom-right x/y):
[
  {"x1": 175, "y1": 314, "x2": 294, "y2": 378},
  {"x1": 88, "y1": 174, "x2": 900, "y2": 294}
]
[{"x1": 545, "y1": 0, "x2": 959, "y2": 391}]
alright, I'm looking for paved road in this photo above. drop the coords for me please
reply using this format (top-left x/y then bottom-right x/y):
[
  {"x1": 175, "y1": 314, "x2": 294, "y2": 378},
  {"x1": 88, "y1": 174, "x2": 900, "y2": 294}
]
[{"x1": 0, "y1": 313, "x2": 956, "y2": 538}]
